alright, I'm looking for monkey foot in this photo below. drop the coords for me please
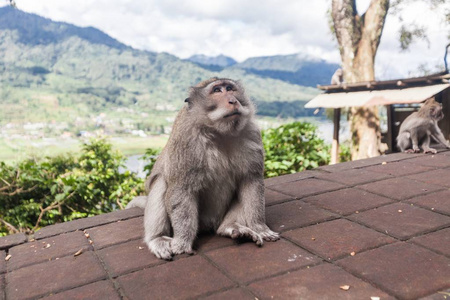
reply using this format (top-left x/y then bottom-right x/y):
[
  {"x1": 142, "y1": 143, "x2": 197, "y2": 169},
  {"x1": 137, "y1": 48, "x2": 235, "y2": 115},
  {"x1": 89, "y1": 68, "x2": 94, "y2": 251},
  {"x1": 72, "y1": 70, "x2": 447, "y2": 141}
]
[
  {"x1": 405, "y1": 149, "x2": 420, "y2": 153},
  {"x1": 148, "y1": 236, "x2": 173, "y2": 260},
  {"x1": 227, "y1": 224, "x2": 264, "y2": 246},
  {"x1": 260, "y1": 229, "x2": 280, "y2": 242},
  {"x1": 423, "y1": 148, "x2": 437, "y2": 154}
]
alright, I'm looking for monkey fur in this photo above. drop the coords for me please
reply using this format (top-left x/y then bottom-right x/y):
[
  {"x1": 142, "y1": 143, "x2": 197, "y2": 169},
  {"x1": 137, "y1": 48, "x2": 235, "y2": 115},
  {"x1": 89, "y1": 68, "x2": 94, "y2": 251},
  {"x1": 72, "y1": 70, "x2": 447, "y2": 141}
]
[
  {"x1": 330, "y1": 68, "x2": 344, "y2": 85},
  {"x1": 397, "y1": 98, "x2": 450, "y2": 154},
  {"x1": 127, "y1": 78, "x2": 279, "y2": 260}
]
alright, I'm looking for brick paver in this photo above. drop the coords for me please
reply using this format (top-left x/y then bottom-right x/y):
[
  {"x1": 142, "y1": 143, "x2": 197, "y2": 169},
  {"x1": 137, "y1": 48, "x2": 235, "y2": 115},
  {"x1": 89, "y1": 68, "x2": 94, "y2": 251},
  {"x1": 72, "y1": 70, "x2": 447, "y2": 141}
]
[
  {"x1": 195, "y1": 233, "x2": 236, "y2": 252},
  {"x1": 303, "y1": 188, "x2": 393, "y2": 215},
  {"x1": 284, "y1": 219, "x2": 395, "y2": 260},
  {"x1": 202, "y1": 288, "x2": 255, "y2": 300},
  {"x1": 42, "y1": 280, "x2": 120, "y2": 300},
  {"x1": 264, "y1": 188, "x2": 293, "y2": 206},
  {"x1": 0, "y1": 233, "x2": 27, "y2": 250},
  {"x1": 117, "y1": 255, "x2": 234, "y2": 299},
  {"x1": 6, "y1": 251, "x2": 107, "y2": 299},
  {"x1": 34, "y1": 207, "x2": 143, "y2": 240},
  {"x1": 357, "y1": 177, "x2": 443, "y2": 200},
  {"x1": 407, "y1": 168, "x2": 450, "y2": 188},
  {"x1": 316, "y1": 168, "x2": 392, "y2": 185},
  {"x1": 8, "y1": 231, "x2": 92, "y2": 271},
  {"x1": 249, "y1": 263, "x2": 393, "y2": 299},
  {"x1": 87, "y1": 217, "x2": 143, "y2": 249},
  {"x1": 97, "y1": 239, "x2": 163, "y2": 277},
  {"x1": 269, "y1": 178, "x2": 345, "y2": 198},
  {"x1": 404, "y1": 154, "x2": 450, "y2": 167},
  {"x1": 338, "y1": 242, "x2": 450, "y2": 299},
  {"x1": 364, "y1": 160, "x2": 435, "y2": 176},
  {"x1": 407, "y1": 190, "x2": 450, "y2": 215},
  {"x1": 1, "y1": 150, "x2": 449, "y2": 299},
  {"x1": 206, "y1": 239, "x2": 320, "y2": 284},
  {"x1": 349, "y1": 202, "x2": 450, "y2": 240},
  {"x1": 411, "y1": 227, "x2": 450, "y2": 257},
  {"x1": 266, "y1": 200, "x2": 337, "y2": 232},
  {"x1": 0, "y1": 252, "x2": 5, "y2": 274}
]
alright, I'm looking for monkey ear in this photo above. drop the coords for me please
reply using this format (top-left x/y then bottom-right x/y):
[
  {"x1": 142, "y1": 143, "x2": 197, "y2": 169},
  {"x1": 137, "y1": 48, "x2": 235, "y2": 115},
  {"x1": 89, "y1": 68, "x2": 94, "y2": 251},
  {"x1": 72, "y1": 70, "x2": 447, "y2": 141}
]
[{"x1": 184, "y1": 98, "x2": 190, "y2": 103}]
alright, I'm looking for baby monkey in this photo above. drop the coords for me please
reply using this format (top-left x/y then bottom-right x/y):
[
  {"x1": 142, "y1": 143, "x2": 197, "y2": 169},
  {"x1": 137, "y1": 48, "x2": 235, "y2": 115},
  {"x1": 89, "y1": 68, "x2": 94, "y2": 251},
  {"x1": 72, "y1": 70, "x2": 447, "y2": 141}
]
[
  {"x1": 397, "y1": 98, "x2": 450, "y2": 154},
  {"x1": 127, "y1": 78, "x2": 279, "y2": 260}
]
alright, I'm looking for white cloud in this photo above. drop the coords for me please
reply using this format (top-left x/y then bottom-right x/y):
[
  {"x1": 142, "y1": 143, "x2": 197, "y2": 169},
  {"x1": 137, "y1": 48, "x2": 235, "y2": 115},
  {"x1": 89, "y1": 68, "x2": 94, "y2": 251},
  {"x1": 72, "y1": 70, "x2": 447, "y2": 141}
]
[{"x1": 2, "y1": 0, "x2": 449, "y2": 79}]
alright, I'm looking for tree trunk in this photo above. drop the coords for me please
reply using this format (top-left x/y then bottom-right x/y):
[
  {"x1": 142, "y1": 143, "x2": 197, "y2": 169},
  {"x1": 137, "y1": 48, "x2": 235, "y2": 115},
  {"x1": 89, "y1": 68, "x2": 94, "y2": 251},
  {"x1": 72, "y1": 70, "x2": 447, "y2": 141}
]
[{"x1": 331, "y1": 0, "x2": 389, "y2": 160}]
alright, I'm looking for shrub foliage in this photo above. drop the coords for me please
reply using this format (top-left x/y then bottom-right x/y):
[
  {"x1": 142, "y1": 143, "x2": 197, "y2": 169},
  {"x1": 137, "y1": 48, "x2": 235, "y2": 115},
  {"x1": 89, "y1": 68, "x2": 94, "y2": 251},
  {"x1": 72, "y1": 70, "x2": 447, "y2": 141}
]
[
  {"x1": 0, "y1": 139, "x2": 144, "y2": 236},
  {"x1": 262, "y1": 122, "x2": 330, "y2": 178}
]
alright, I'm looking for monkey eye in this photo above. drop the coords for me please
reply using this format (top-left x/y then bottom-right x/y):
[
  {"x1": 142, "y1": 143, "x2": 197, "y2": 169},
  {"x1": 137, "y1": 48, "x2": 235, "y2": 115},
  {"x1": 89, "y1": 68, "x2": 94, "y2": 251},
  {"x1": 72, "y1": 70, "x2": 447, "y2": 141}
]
[
  {"x1": 213, "y1": 87, "x2": 221, "y2": 93},
  {"x1": 226, "y1": 85, "x2": 233, "y2": 91}
]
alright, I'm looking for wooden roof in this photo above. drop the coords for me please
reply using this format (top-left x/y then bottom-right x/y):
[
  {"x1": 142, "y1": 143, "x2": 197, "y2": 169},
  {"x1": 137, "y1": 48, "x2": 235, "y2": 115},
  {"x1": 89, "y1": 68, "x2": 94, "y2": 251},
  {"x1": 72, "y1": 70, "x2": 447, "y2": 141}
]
[{"x1": 318, "y1": 72, "x2": 450, "y2": 93}]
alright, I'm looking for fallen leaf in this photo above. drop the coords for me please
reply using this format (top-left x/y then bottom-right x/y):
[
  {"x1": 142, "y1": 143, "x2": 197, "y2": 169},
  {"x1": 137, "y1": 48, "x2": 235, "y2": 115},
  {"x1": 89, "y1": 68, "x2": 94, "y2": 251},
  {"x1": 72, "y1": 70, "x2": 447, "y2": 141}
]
[
  {"x1": 44, "y1": 243, "x2": 51, "y2": 249},
  {"x1": 84, "y1": 233, "x2": 90, "y2": 238},
  {"x1": 74, "y1": 249, "x2": 83, "y2": 257},
  {"x1": 138, "y1": 246, "x2": 144, "y2": 250},
  {"x1": 350, "y1": 252, "x2": 356, "y2": 256},
  {"x1": 340, "y1": 285, "x2": 350, "y2": 291},
  {"x1": 371, "y1": 297, "x2": 380, "y2": 300},
  {"x1": 311, "y1": 237, "x2": 316, "y2": 241},
  {"x1": 381, "y1": 162, "x2": 387, "y2": 165},
  {"x1": 89, "y1": 240, "x2": 93, "y2": 245},
  {"x1": 5, "y1": 254, "x2": 11, "y2": 261},
  {"x1": 398, "y1": 210, "x2": 402, "y2": 213}
]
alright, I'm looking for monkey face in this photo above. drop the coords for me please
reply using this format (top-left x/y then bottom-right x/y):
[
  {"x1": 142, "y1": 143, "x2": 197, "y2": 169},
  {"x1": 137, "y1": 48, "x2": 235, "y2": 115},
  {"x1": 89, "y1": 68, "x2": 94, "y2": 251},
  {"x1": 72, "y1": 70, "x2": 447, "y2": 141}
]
[
  {"x1": 188, "y1": 78, "x2": 254, "y2": 135},
  {"x1": 421, "y1": 99, "x2": 444, "y2": 121}
]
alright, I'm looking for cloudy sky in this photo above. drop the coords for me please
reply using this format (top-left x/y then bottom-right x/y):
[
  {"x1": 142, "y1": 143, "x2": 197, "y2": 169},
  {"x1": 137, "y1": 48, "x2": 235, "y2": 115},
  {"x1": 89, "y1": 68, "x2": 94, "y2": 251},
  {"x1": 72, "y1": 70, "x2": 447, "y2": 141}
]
[{"x1": 2, "y1": 0, "x2": 449, "y2": 79}]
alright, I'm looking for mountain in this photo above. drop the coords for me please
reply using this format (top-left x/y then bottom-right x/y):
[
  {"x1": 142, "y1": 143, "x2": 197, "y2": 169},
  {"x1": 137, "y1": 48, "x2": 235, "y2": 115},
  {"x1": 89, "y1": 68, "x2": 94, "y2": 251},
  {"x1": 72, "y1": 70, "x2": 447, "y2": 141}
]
[
  {"x1": 0, "y1": 6, "x2": 128, "y2": 50},
  {"x1": 235, "y1": 54, "x2": 340, "y2": 87},
  {"x1": 187, "y1": 54, "x2": 237, "y2": 71},
  {"x1": 187, "y1": 52, "x2": 340, "y2": 87},
  {"x1": 0, "y1": 6, "x2": 320, "y2": 131}
]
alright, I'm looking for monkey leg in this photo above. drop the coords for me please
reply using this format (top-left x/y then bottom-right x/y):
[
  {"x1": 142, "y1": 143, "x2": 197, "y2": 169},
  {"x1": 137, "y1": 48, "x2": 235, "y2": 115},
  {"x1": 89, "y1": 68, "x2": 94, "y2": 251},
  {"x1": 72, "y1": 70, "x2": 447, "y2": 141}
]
[
  {"x1": 396, "y1": 132, "x2": 411, "y2": 152},
  {"x1": 421, "y1": 134, "x2": 437, "y2": 154},
  {"x1": 143, "y1": 177, "x2": 172, "y2": 260},
  {"x1": 217, "y1": 181, "x2": 280, "y2": 245}
]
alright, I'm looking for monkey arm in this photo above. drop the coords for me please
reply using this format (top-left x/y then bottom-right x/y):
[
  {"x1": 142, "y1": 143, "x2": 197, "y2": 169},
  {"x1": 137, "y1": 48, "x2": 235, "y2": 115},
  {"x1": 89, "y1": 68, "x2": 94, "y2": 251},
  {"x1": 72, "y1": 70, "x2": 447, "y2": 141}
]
[
  {"x1": 238, "y1": 177, "x2": 266, "y2": 225},
  {"x1": 430, "y1": 124, "x2": 450, "y2": 148},
  {"x1": 166, "y1": 186, "x2": 198, "y2": 255}
]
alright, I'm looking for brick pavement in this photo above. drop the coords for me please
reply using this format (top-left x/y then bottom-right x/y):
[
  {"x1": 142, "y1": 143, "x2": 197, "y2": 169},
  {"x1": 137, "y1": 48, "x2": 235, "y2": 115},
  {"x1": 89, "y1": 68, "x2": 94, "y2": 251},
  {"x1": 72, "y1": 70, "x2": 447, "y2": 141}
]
[{"x1": 1, "y1": 150, "x2": 450, "y2": 299}]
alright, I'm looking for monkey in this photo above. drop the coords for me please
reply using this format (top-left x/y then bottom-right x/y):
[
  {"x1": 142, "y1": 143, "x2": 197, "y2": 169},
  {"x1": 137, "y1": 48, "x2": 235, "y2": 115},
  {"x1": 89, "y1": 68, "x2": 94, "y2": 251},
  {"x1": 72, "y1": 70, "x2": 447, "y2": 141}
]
[
  {"x1": 396, "y1": 98, "x2": 450, "y2": 154},
  {"x1": 330, "y1": 68, "x2": 344, "y2": 85},
  {"x1": 126, "y1": 77, "x2": 280, "y2": 260}
]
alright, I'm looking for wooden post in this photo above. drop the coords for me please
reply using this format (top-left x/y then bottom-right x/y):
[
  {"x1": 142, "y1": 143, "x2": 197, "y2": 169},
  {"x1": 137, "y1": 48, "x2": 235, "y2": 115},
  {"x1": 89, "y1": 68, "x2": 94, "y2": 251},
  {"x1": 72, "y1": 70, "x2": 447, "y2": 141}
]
[
  {"x1": 386, "y1": 105, "x2": 393, "y2": 152},
  {"x1": 331, "y1": 108, "x2": 340, "y2": 165}
]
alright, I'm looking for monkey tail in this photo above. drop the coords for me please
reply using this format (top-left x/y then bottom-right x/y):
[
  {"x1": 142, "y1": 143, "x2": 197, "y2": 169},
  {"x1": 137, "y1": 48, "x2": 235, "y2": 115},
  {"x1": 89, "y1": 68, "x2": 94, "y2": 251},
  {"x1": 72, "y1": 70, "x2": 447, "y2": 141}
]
[{"x1": 125, "y1": 196, "x2": 148, "y2": 209}]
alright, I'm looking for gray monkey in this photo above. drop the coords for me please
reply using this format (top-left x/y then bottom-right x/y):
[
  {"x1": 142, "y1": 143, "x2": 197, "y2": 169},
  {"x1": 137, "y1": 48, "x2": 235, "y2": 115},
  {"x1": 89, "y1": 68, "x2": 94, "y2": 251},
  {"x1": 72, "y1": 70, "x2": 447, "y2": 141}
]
[
  {"x1": 397, "y1": 98, "x2": 450, "y2": 154},
  {"x1": 127, "y1": 78, "x2": 279, "y2": 260}
]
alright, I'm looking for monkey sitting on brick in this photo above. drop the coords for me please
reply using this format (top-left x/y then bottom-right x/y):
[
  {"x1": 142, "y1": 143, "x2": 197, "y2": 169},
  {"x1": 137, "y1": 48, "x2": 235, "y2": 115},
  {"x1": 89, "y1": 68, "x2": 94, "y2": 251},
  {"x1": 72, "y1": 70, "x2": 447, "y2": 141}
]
[
  {"x1": 127, "y1": 78, "x2": 279, "y2": 260},
  {"x1": 397, "y1": 98, "x2": 450, "y2": 154}
]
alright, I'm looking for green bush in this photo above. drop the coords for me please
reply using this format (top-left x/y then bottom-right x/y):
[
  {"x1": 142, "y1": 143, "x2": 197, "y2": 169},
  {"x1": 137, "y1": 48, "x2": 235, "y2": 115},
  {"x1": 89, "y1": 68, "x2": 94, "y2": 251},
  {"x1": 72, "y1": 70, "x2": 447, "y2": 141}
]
[
  {"x1": 0, "y1": 139, "x2": 144, "y2": 236},
  {"x1": 262, "y1": 122, "x2": 331, "y2": 178}
]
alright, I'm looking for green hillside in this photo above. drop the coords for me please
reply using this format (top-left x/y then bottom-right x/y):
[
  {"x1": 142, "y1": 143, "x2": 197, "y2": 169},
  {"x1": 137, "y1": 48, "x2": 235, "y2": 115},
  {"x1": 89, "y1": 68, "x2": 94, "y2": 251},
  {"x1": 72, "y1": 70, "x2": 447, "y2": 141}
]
[{"x1": 0, "y1": 6, "x2": 319, "y2": 124}]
